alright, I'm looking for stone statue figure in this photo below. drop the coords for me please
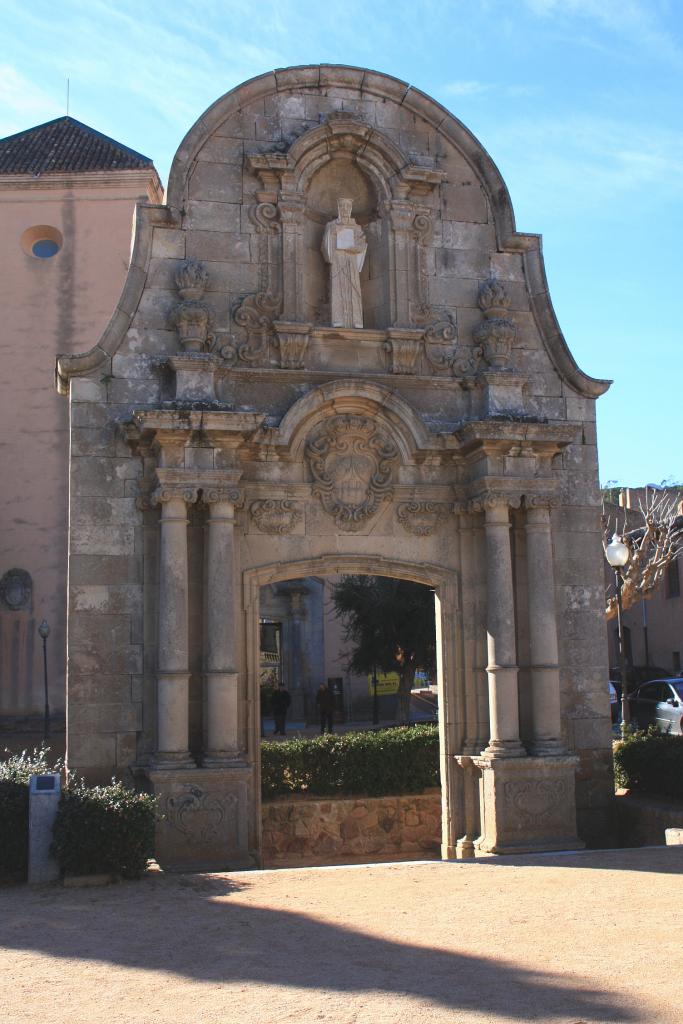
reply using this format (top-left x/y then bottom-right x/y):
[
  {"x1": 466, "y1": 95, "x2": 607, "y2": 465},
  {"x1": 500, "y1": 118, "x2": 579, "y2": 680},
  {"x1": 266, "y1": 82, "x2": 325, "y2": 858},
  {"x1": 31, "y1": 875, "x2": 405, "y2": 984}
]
[{"x1": 321, "y1": 197, "x2": 367, "y2": 329}]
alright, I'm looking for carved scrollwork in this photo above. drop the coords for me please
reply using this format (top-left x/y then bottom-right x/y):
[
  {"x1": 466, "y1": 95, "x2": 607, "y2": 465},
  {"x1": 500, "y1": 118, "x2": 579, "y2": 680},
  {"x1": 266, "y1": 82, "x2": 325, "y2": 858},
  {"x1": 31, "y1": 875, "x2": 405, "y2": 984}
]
[
  {"x1": 161, "y1": 785, "x2": 237, "y2": 845},
  {"x1": 305, "y1": 415, "x2": 399, "y2": 531},
  {"x1": 231, "y1": 290, "x2": 282, "y2": 365},
  {"x1": 412, "y1": 211, "x2": 432, "y2": 244},
  {"x1": 0, "y1": 569, "x2": 32, "y2": 611},
  {"x1": 250, "y1": 499, "x2": 303, "y2": 535},
  {"x1": 503, "y1": 779, "x2": 565, "y2": 827},
  {"x1": 250, "y1": 201, "x2": 280, "y2": 233},
  {"x1": 396, "y1": 501, "x2": 449, "y2": 536}
]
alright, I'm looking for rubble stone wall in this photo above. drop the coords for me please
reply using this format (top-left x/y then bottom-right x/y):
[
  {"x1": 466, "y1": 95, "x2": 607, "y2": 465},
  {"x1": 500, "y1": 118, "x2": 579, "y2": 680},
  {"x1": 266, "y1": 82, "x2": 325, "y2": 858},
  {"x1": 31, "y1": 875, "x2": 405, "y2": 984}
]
[{"x1": 262, "y1": 789, "x2": 442, "y2": 867}]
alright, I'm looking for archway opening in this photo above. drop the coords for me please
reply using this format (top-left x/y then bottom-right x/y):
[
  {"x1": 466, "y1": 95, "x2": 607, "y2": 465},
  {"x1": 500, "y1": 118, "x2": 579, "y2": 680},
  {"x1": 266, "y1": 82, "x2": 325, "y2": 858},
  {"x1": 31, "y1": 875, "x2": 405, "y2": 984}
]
[{"x1": 256, "y1": 570, "x2": 443, "y2": 868}]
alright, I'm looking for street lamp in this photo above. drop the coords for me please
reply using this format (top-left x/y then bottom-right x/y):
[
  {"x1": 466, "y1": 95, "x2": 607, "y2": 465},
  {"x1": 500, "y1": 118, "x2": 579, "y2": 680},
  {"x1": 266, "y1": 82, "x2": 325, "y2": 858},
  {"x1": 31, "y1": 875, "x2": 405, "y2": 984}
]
[
  {"x1": 38, "y1": 619, "x2": 50, "y2": 741},
  {"x1": 604, "y1": 535, "x2": 631, "y2": 737}
]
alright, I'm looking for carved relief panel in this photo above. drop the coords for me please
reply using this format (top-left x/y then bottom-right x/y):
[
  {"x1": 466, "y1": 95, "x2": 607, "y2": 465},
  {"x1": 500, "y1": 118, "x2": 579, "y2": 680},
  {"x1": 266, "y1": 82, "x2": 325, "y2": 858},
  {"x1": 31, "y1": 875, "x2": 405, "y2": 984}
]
[{"x1": 305, "y1": 415, "x2": 399, "y2": 531}]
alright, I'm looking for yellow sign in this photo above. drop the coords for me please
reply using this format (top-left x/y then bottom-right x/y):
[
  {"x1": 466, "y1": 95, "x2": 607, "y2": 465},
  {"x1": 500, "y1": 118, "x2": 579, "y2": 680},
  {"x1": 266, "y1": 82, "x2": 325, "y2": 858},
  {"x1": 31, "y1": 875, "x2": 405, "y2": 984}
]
[{"x1": 367, "y1": 672, "x2": 400, "y2": 696}]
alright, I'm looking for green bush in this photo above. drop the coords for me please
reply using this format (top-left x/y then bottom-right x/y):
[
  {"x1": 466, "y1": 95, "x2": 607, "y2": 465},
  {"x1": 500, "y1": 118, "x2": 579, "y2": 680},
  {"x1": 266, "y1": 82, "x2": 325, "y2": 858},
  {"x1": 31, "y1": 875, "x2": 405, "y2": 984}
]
[
  {"x1": 51, "y1": 780, "x2": 157, "y2": 879},
  {"x1": 0, "y1": 748, "x2": 60, "y2": 882},
  {"x1": 261, "y1": 724, "x2": 439, "y2": 799},
  {"x1": 613, "y1": 730, "x2": 683, "y2": 800}
]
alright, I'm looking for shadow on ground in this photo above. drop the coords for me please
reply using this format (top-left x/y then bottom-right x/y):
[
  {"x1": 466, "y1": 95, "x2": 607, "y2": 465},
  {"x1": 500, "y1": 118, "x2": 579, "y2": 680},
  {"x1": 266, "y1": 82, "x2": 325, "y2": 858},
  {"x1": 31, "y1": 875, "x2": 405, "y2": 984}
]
[{"x1": 0, "y1": 867, "x2": 643, "y2": 1022}]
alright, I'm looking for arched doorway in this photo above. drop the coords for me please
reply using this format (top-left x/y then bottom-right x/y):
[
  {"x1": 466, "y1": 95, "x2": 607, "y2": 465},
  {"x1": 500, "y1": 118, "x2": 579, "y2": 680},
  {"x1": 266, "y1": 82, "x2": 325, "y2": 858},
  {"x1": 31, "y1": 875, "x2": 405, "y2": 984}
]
[{"x1": 243, "y1": 555, "x2": 463, "y2": 865}]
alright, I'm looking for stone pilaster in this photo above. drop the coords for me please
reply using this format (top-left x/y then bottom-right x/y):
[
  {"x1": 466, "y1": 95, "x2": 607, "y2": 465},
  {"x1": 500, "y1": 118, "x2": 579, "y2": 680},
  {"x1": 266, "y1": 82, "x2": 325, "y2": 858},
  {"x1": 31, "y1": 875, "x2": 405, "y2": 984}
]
[
  {"x1": 153, "y1": 486, "x2": 195, "y2": 768},
  {"x1": 203, "y1": 488, "x2": 242, "y2": 765},
  {"x1": 525, "y1": 498, "x2": 565, "y2": 754}
]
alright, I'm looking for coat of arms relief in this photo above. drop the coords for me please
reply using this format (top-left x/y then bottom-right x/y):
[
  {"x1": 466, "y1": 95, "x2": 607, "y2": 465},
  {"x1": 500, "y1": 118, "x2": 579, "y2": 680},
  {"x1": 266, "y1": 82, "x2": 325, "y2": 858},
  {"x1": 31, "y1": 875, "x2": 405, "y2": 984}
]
[{"x1": 305, "y1": 415, "x2": 399, "y2": 531}]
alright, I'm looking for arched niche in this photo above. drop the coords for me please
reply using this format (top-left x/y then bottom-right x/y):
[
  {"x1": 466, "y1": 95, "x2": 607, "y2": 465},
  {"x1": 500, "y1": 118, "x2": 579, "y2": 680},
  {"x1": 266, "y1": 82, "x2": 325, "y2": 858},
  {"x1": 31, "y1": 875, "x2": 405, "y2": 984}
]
[{"x1": 302, "y1": 155, "x2": 386, "y2": 327}]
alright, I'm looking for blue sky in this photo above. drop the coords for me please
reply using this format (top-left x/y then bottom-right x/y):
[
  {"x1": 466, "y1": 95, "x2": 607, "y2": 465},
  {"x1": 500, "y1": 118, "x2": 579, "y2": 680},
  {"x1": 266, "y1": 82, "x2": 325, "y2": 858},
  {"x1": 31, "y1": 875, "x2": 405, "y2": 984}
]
[{"x1": 3, "y1": 0, "x2": 681, "y2": 487}]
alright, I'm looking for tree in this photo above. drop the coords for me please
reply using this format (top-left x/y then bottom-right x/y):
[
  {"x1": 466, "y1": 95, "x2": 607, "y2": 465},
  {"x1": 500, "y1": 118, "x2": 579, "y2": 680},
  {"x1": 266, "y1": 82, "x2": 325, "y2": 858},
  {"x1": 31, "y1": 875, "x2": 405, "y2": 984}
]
[
  {"x1": 602, "y1": 487, "x2": 683, "y2": 621},
  {"x1": 330, "y1": 575, "x2": 436, "y2": 724}
]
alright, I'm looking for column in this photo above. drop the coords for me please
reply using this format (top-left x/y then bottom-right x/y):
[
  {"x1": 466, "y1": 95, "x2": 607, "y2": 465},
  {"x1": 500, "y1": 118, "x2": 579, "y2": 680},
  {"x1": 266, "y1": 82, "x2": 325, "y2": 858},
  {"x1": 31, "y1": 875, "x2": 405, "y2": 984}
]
[
  {"x1": 204, "y1": 490, "x2": 240, "y2": 764},
  {"x1": 480, "y1": 497, "x2": 525, "y2": 757},
  {"x1": 156, "y1": 490, "x2": 194, "y2": 766},
  {"x1": 279, "y1": 195, "x2": 305, "y2": 322},
  {"x1": 383, "y1": 199, "x2": 415, "y2": 326},
  {"x1": 525, "y1": 500, "x2": 564, "y2": 754}
]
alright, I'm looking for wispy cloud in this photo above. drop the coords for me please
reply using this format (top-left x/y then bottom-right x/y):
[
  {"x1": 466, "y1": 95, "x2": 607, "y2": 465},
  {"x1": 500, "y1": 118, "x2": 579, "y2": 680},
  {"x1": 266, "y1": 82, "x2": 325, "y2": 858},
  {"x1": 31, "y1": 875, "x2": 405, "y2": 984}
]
[
  {"x1": 442, "y1": 80, "x2": 493, "y2": 97},
  {"x1": 522, "y1": 0, "x2": 681, "y2": 65},
  {"x1": 492, "y1": 112, "x2": 683, "y2": 218},
  {"x1": 0, "y1": 65, "x2": 59, "y2": 136}
]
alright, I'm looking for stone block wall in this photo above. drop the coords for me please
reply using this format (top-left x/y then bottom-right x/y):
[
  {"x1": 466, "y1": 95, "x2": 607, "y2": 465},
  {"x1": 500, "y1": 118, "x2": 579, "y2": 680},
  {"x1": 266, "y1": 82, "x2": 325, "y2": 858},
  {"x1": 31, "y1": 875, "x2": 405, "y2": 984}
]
[{"x1": 261, "y1": 790, "x2": 442, "y2": 867}]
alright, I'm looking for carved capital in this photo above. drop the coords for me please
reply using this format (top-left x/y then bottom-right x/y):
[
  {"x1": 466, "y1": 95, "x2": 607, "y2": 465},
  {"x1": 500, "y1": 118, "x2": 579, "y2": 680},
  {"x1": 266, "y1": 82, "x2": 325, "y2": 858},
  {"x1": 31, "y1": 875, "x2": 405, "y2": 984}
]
[
  {"x1": 381, "y1": 198, "x2": 416, "y2": 232},
  {"x1": 250, "y1": 499, "x2": 303, "y2": 535},
  {"x1": 273, "y1": 322, "x2": 310, "y2": 370},
  {"x1": 152, "y1": 485, "x2": 199, "y2": 506},
  {"x1": 525, "y1": 493, "x2": 560, "y2": 511},
  {"x1": 305, "y1": 415, "x2": 399, "y2": 531},
  {"x1": 384, "y1": 330, "x2": 422, "y2": 375},
  {"x1": 396, "y1": 501, "x2": 449, "y2": 536},
  {"x1": 468, "y1": 491, "x2": 522, "y2": 514},
  {"x1": 204, "y1": 487, "x2": 243, "y2": 507}
]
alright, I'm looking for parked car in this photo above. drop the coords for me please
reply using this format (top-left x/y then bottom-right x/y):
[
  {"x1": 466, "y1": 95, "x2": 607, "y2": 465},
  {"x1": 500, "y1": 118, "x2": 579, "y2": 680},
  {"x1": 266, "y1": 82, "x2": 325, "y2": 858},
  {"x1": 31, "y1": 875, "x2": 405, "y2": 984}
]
[{"x1": 628, "y1": 678, "x2": 683, "y2": 734}]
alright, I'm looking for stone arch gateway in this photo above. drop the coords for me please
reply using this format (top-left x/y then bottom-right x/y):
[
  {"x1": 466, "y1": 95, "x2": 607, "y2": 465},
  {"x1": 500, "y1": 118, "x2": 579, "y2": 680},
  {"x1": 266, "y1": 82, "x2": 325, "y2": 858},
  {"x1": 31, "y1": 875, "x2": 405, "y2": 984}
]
[{"x1": 57, "y1": 65, "x2": 613, "y2": 869}]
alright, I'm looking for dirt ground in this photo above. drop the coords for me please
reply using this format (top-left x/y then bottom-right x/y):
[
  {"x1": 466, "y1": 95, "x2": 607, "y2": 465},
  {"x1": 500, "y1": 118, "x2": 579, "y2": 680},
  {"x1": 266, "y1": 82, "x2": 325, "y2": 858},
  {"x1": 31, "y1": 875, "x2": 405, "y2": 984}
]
[{"x1": 1, "y1": 846, "x2": 682, "y2": 1024}]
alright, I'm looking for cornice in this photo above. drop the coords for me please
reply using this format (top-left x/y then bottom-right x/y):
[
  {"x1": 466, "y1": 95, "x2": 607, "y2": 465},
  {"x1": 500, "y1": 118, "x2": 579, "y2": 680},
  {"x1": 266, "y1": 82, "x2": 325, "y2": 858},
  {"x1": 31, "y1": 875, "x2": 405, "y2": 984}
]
[{"x1": 0, "y1": 167, "x2": 163, "y2": 198}]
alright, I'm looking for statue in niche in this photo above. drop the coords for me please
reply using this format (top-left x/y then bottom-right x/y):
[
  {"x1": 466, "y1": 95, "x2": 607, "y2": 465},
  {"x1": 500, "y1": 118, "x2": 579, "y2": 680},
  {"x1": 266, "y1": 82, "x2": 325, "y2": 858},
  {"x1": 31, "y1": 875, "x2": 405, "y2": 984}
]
[{"x1": 321, "y1": 198, "x2": 367, "y2": 329}]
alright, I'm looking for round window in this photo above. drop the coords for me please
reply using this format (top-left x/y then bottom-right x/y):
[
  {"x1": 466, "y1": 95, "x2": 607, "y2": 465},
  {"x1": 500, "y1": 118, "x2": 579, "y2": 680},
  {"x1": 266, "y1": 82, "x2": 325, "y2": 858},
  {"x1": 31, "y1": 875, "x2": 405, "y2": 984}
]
[
  {"x1": 21, "y1": 224, "x2": 63, "y2": 259},
  {"x1": 31, "y1": 238, "x2": 61, "y2": 259}
]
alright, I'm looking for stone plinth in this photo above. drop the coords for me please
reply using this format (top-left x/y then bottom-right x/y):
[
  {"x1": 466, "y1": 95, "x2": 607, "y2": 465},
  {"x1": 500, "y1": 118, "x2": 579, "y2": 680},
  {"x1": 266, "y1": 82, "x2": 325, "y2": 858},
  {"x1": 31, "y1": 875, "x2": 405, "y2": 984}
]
[
  {"x1": 473, "y1": 755, "x2": 584, "y2": 854},
  {"x1": 169, "y1": 352, "x2": 220, "y2": 402},
  {"x1": 146, "y1": 766, "x2": 254, "y2": 871},
  {"x1": 261, "y1": 790, "x2": 442, "y2": 867}
]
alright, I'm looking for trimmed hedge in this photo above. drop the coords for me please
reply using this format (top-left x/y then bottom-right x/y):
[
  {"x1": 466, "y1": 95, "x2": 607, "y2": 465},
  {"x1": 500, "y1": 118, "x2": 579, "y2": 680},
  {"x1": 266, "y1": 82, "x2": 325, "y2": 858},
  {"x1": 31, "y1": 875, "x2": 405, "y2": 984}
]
[
  {"x1": 0, "y1": 748, "x2": 60, "y2": 882},
  {"x1": 614, "y1": 731, "x2": 683, "y2": 801},
  {"x1": 261, "y1": 724, "x2": 439, "y2": 799},
  {"x1": 51, "y1": 780, "x2": 157, "y2": 879}
]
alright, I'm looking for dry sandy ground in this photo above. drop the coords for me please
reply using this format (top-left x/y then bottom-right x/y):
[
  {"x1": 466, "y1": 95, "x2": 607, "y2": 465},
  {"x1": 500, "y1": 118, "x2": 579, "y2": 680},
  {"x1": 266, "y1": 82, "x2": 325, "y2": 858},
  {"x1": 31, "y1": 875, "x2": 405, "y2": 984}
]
[{"x1": 1, "y1": 847, "x2": 682, "y2": 1024}]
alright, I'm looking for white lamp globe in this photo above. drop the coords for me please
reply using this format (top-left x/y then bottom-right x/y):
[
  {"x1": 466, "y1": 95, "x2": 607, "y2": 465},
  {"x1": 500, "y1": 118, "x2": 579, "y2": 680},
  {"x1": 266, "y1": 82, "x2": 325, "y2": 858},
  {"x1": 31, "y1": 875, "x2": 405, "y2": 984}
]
[{"x1": 605, "y1": 534, "x2": 630, "y2": 568}]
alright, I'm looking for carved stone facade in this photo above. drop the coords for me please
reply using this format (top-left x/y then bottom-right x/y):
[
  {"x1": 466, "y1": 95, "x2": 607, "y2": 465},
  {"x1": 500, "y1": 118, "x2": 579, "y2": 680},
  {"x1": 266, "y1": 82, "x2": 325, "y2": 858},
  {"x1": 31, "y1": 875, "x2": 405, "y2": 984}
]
[{"x1": 58, "y1": 66, "x2": 613, "y2": 868}]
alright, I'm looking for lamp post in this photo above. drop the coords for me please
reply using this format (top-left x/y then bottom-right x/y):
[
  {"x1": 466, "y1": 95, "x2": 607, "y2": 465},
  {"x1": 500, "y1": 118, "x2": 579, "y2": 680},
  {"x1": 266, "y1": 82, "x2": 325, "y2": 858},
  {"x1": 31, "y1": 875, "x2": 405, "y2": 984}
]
[
  {"x1": 371, "y1": 665, "x2": 379, "y2": 727},
  {"x1": 604, "y1": 535, "x2": 631, "y2": 737},
  {"x1": 38, "y1": 619, "x2": 50, "y2": 741}
]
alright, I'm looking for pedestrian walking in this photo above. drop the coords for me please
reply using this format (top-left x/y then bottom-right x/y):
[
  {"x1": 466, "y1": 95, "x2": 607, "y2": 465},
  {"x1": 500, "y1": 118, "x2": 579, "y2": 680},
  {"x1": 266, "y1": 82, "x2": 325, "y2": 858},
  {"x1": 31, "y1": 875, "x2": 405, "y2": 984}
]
[
  {"x1": 271, "y1": 682, "x2": 291, "y2": 736},
  {"x1": 316, "y1": 682, "x2": 335, "y2": 734}
]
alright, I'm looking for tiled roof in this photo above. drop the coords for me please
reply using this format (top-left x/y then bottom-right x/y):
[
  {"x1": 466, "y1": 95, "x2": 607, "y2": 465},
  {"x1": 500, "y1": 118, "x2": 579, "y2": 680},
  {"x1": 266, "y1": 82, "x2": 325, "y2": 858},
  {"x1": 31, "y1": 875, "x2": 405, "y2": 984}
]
[{"x1": 0, "y1": 116, "x2": 154, "y2": 175}]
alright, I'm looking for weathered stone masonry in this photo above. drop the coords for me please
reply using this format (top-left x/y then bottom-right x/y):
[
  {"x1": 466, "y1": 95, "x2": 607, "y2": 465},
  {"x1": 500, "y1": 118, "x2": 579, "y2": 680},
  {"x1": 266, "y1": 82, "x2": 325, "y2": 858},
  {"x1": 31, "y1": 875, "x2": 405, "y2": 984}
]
[{"x1": 57, "y1": 65, "x2": 613, "y2": 869}]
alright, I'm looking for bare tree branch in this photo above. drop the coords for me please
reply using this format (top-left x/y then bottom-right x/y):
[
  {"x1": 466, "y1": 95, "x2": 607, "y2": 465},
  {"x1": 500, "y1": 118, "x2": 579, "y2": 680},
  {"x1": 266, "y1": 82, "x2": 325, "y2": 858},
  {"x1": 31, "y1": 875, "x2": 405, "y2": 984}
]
[{"x1": 603, "y1": 489, "x2": 683, "y2": 620}]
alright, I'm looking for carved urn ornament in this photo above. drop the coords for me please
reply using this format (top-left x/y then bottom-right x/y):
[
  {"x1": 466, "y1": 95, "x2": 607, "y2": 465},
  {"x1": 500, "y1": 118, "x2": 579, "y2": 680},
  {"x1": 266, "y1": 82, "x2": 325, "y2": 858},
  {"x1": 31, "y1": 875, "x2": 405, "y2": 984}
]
[
  {"x1": 305, "y1": 415, "x2": 398, "y2": 530},
  {"x1": 473, "y1": 277, "x2": 517, "y2": 369},
  {"x1": 169, "y1": 259, "x2": 215, "y2": 352}
]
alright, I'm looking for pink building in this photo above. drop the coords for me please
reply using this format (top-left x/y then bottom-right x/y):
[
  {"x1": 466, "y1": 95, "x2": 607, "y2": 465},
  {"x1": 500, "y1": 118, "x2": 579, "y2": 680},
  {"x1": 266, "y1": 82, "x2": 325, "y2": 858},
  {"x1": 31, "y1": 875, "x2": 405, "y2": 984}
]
[{"x1": 0, "y1": 116, "x2": 161, "y2": 732}]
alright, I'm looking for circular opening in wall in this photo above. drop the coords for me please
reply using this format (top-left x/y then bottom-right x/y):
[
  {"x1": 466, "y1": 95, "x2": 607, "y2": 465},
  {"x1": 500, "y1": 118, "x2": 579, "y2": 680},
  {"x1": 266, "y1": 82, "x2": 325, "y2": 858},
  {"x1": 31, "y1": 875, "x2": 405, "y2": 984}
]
[{"x1": 21, "y1": 224, "x2": 63, "y2": 259}]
